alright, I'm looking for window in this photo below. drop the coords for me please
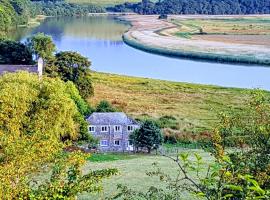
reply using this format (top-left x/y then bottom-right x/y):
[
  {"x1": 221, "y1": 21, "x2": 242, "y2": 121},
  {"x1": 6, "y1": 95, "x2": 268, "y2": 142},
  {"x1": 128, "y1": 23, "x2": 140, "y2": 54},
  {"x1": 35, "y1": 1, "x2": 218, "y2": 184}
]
[
  {"x1": 101, "y1": 126, "x2": 108, "y2": 132},
  {"x1": 128, "y1": 140, "x2": 133, "y2": 146},
  {"x1": 114, "y1": 140, "x2": 120, "y2": 146},
  {"x1": 100, "y1": 140, "x2": 109, "y2": 146},
  {"x1": 89, "y1": 126, "x2": 95, "y2": 132},
  {"x1": 114, "y1": 125, "x2": 121, "y2": 132},
  {"x1": 127, "y1": 125, "x2": 134, "y2": 132}
]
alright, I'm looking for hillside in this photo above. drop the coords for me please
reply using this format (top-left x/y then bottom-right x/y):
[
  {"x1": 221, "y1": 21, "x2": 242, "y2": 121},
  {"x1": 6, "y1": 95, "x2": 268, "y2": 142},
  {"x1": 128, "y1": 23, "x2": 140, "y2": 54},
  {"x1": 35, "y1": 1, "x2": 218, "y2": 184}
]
[{"x1": 90, "y1": 72, "x2": 253, "y2": 134}]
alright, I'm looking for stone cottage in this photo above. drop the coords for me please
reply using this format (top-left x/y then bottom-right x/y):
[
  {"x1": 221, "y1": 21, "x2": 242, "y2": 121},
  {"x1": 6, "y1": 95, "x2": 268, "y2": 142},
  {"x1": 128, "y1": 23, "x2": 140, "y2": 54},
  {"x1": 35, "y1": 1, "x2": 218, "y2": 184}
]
[{"x1": 86, "y1": 112, "x2": 140, "y2": 152}]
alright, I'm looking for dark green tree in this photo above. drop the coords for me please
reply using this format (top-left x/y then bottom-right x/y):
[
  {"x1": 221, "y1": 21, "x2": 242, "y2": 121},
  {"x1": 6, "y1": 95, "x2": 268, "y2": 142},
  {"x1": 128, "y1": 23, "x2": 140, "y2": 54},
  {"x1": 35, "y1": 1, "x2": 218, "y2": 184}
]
[
  {"x1": 130, "y1": 120, "x2": 163, "y2": 153},
  {"x1": 95, "y1": 100, "x2": 116, "y2": 113},
  {"x1": 46, "y1": 51, "x2": 94, "y2": 99},
  {"x1": 0, "y1": 39, "x2": 33, "y2": 64}
]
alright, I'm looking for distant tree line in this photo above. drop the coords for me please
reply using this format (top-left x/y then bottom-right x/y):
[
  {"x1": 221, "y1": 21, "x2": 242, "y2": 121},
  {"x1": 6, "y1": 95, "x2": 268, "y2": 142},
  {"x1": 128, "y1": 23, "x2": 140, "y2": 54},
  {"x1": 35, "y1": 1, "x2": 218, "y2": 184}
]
[
  {"x1": 0, "y1": 0, "x2": 31, "y2": 34},
  {"x1": 0, "y1": 0, "x2": 104, "y2": 35},
  {"x1": 108, "y1": 0, "x2": 270, "y2": 15},
  {"x1": 30, "y1": 1, "x2": 105, "y2": 17}
]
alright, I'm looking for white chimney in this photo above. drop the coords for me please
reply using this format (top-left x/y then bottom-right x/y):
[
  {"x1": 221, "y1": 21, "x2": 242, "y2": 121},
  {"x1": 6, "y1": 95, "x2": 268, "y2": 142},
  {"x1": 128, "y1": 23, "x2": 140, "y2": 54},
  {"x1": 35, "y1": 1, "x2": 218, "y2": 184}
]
[{"x1": 37, "y1": 57, "x2": 44, "y2": 80}]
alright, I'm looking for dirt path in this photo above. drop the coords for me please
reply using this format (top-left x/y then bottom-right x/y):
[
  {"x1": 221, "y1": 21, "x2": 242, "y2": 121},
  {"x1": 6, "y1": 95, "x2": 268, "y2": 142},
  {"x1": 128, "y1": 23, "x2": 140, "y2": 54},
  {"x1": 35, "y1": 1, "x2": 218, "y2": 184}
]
[{"x1": 121, "y1": 15, "x2": 270, "y2": 65}]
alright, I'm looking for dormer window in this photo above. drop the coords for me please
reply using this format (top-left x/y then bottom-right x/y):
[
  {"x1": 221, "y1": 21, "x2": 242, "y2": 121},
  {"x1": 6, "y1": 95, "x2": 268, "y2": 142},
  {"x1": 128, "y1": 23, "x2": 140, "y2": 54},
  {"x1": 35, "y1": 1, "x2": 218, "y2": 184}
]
[
  {"x1": 101, "y1": 126, "x2": 108, "y2": 132},
  {"x1": 127, "y1": 125, "x2": 134, "y2": 132},
  {"x1": 114, "y1": 125, "x2": 121, "y2": 132},
  {"x1": 89, "y1": 126, "x2": 95, "y2": 132}
]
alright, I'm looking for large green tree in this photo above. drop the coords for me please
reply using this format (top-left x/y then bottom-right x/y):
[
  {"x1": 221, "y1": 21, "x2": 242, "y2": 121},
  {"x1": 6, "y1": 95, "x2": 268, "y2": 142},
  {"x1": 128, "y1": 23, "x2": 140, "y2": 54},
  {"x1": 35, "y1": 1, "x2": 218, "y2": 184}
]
[
  {"x1": 130, "y1": 119, "x2": 163, "y2": 153},
  {"x1": 0, "y1": 72, "x2": 116, "y2": 198},
  {"x1": 27, "y1": 32, "x2": 56, "y2": 60},
  {"x1": 46, "y1": 51, "x2": 94, "y2": 99}
]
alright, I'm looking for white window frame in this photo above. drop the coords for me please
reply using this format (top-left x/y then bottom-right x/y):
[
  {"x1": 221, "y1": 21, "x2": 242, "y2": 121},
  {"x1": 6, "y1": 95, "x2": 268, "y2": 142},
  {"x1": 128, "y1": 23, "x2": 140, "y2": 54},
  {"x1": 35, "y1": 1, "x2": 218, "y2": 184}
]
[
  {"x1": 101, "y1": 126, "x2": 108, "y2": 132},
  {"x1": 89, "y1": 126, "x2": 95, "y2": 132},
  {"x1": 114, "y1": 140, "x2": 120, "y2": 146},
  {"x1": 100, "y1": 140, "x2": 109, "y2": 146},
  {"x1": 127, "y1": 125, "x2": 134, "y2": 132},
  {"x1": 114, "y1": 125, "x2": 122, "y2": 132}
]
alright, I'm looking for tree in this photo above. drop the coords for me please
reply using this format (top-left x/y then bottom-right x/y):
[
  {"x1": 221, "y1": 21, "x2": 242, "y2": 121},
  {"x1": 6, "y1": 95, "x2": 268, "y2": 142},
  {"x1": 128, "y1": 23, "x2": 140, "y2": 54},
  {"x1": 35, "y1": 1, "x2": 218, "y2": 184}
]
[
  {"x1": 27, "y1": 32, "x2": 56, "y2": 60},
  {"x1": 95, "y1": 100, "x2": 116, "y2": 113},
  {"x1": 0, "y1": 39, "x2": 33, "y2": 64},
  {"x1": 130, "y1": 119, "x2": 163, "y2": 153},
  {"x1": 0, "y1": 72, "x2": 117, "y2": 198},
  {"x1": 46, "y1": 51, "x2": 94, "y2": 99}
]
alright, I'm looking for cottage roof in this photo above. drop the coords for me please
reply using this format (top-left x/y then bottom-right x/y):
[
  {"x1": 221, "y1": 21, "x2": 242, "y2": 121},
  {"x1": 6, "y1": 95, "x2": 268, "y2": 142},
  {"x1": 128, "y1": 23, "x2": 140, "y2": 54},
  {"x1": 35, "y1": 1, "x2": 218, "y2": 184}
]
[
  {"x1": 87, "y1": 112, "x2": 138, "y2": 125},
  {"x1": 0, "y1": 65, "x2": 38, "y2": 75}
]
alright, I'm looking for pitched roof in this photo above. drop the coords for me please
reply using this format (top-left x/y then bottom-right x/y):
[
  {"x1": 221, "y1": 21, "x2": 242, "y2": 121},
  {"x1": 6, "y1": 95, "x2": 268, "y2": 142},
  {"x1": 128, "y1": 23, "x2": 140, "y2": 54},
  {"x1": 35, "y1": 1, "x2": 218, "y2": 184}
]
[
  {"x1": 0, "y1": 65, "x2": 38, "y2": 75},
  {"x1": 86, "y1": 112, "x2": 138, "y2": 125}
]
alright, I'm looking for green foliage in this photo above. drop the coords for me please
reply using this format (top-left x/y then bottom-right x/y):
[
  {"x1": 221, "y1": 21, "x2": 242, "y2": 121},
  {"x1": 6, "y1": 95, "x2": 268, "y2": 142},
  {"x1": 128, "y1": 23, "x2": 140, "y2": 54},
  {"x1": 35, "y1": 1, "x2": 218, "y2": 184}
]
[
  {"x1": 0, "y1": 72, "x2": 117, "y2": 198},
  {"x1": 27, "y1": 32, "x2": 56, "y2": 60},
  {"x1": 109, "y1": 0, "x2": 270, "y2": 15},
  {"x1": 156, "y1": 115, "x2": 178, "y2": 130},
  {"x1": 0, "y1": 38, "x2": 33, "y2": 64},
  {"x1": 27, "y1": 152, "x2": 118, "y2": 199},
  {"x1": 0, "y1": 0, "x2": 17, "y2": 34},
  {"x1": 95, "y1": 100, "x2": 117, "y2": 112},
  {"x1": 130, "y1": 119, "x2": 163, "y2": 153},
  {"x1": 113, "y1": 89, "x2": 270, "y2": 200},
  {"x1": 10, "y1": 0, "x2": 31, "y2": 24},
  {"x1": 46, "y1": 51, "x2": 94, "y2": 99},
  {"x1": 65, "y1": 81, "x2": 92, "y2": 116},
  {"x1": 0, "y1": 0, "x2": 35, "y2": 35},
  {"x1": 0, "y1": 72, "x2": 80, "y2": 197},
  {"x1": 212, "y1": 90, "x2": 270, "y2": 190},
  {"x1": 31, "y1": 1, "x2": 105, "y2": 17}
]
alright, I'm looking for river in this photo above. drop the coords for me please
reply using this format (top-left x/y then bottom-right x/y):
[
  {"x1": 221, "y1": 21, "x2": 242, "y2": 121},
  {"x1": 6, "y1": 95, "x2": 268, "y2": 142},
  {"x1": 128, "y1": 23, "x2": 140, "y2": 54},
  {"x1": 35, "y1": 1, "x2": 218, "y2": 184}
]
[{"x1": 15, "y1": 16, "x2": 270, "y2": 90}]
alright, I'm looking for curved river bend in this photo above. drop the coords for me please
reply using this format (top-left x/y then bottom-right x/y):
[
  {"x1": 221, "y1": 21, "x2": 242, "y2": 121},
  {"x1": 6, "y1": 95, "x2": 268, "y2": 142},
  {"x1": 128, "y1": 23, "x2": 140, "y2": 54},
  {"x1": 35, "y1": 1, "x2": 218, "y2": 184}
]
[{"x1": 16, "y1": 16, "x2": 270, "y2": 90}]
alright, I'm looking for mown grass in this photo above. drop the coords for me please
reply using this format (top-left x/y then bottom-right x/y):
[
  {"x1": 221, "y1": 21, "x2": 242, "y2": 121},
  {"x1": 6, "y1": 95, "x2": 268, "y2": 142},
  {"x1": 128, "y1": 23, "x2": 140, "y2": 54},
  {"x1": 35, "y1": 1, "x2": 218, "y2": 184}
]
[
  {"x1": 79, "y1": 149, "x2": 213, "y2": 199},
  {"x1": 66, "y1": 0, "x2": 141, "y2": 6},
  {"x1": 90, "y1": 72, "x2": 255, "y2": 134},
  {"x1": 87, "y1": 153, "x2": 140, "y2": 162}
]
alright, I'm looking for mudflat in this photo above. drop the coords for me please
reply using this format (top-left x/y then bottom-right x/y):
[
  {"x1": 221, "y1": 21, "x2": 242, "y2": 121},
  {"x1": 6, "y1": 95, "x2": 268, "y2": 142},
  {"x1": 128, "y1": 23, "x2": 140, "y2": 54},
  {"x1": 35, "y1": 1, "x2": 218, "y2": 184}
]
[{"x1": 122, "y1": 15, "x2": 270, "y2": 65}]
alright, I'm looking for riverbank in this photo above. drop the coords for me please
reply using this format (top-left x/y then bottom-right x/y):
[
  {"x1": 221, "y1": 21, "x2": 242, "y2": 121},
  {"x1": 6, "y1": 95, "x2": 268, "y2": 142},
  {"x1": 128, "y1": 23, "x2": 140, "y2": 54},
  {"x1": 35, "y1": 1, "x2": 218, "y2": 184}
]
[
  {"x1": 90, "y1": 72, "x2": 258, "y2": 133},
  {"x1": 122, "y1": 15, "x2": 270, "y2": 66}
]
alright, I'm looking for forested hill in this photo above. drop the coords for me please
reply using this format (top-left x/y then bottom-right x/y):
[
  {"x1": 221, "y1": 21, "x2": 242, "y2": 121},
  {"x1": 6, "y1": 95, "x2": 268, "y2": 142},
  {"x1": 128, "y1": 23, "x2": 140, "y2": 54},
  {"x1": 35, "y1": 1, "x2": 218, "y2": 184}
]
[
  {"x1": 0, "y1": 0, "x2": 31, "y2": 32},
  {"x1": 0, "y1": 0, "x2": 104, "y2": 36},
  {"x1": 109, "y1": 0, "x2": 270, "y2": 14}
]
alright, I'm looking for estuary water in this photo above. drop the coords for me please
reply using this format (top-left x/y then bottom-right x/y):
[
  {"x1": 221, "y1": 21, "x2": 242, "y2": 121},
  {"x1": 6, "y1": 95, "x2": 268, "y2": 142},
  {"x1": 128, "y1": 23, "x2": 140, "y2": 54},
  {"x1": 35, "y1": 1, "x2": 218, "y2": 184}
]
[{"x1": 16, "y1": 16, "x2": 270, "y2": 90}]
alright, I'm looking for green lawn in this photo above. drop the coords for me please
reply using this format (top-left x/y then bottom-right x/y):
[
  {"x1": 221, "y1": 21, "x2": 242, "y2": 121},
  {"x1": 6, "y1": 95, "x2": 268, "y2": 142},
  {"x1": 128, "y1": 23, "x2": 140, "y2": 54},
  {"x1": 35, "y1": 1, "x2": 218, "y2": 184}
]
[
  {"x1": 87, "y1": 153, "x2": 140, "y2": 162},
  {"x1": 79, "y1": 149, "x2": 213, "y2": 199}
]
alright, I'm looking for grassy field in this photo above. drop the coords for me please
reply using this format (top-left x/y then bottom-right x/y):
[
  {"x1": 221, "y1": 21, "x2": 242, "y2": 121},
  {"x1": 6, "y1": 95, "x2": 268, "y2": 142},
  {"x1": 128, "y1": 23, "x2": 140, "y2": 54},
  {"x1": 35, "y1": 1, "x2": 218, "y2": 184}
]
[
  {"x1": 66, "y1": 0, "x2": 140, "y2": 6},
  {"x1": 90, "y1": 72, "x2": 253, "y2": 134},
  {"x1": 79, "y1": 150, "x2": 213, "y2": 199},
  {"x1": 171, "y1": 17, "x2": 270, "y2": 45}
]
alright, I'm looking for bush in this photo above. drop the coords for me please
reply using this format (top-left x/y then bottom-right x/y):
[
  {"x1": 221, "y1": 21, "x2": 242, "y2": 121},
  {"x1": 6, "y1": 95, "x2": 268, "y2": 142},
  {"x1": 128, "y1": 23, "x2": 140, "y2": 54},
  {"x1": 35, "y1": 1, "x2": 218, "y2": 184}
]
[{"x1": 95, "y1": 100, "x2": 117, "y2": 113}]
